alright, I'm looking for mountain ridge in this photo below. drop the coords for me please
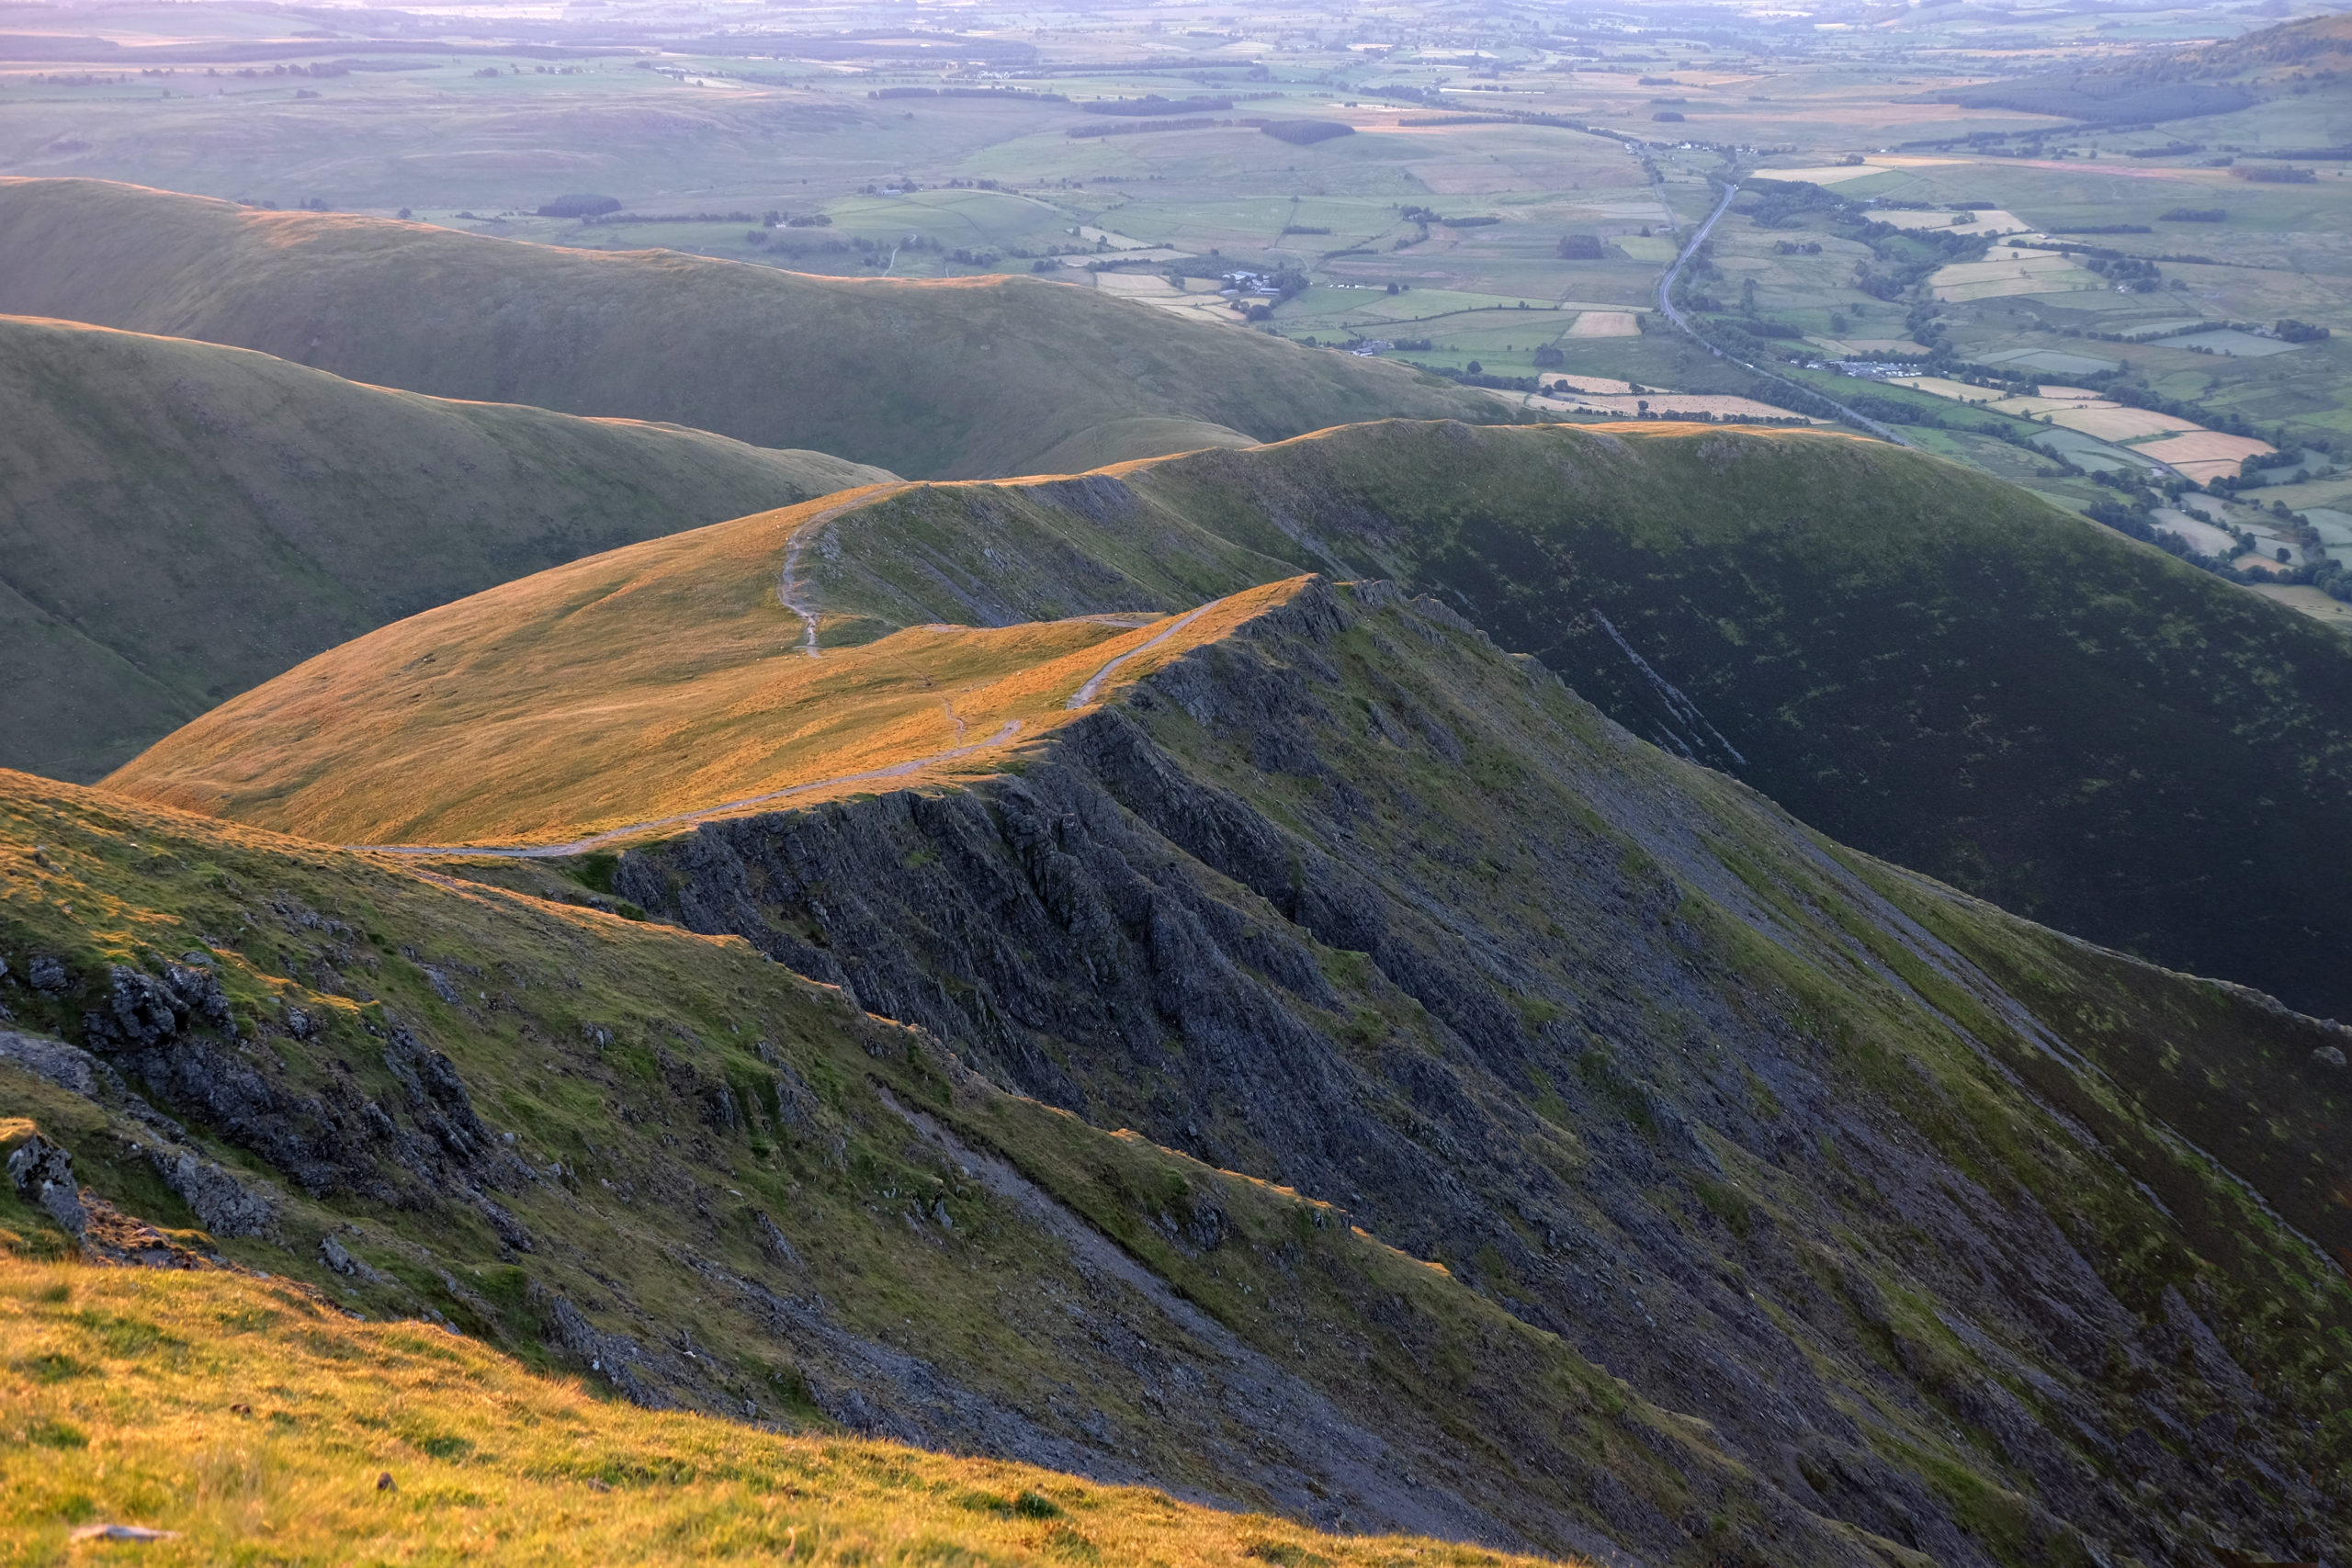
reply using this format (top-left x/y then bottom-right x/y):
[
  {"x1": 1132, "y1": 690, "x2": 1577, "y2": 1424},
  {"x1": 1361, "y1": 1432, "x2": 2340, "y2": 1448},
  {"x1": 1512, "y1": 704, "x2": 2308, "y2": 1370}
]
[
  {"x1": 39, "y1": 568, "x2": 2352, "y2": 1566},
  {"x1": 0, "y1": 177, "x2": 1496, "y2": 480},
  {"x1": 0, "y1": 311, "x2": 894, "y2": 782},
  {"x1": 110, "y1": 417, "x2": 2352, "y2": 1024}
]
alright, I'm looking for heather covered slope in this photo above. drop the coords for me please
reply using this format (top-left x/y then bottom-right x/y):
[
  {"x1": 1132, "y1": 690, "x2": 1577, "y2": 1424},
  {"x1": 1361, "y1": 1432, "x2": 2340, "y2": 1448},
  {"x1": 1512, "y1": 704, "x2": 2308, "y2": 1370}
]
[
  {"x1": 0, "y1": 314, "x2": 891, "y2": 783},
  {"x1": 89, "y1": 557, "x2": 2352, "y2": 1564},
  {"x1": 0, "y1": 178, "x2": 1490, "y2": 479}
]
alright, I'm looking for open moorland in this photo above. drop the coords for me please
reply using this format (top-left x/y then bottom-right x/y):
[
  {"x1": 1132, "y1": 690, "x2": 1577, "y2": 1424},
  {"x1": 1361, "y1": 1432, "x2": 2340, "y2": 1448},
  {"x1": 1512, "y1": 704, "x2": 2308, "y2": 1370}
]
[{"x1": 0, "y1": 178, "x2": 1492, "y2": 479}]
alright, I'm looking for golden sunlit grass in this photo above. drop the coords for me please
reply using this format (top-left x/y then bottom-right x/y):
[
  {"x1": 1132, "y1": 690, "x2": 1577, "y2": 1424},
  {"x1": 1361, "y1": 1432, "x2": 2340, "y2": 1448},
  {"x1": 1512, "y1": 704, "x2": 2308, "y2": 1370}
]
[
  {"x1": 105, "y1": 483, "x2": 1316, "y2": 849},
  {"x1": 0, "y1": 1260, "x2": 1557, "y2": 1568}
]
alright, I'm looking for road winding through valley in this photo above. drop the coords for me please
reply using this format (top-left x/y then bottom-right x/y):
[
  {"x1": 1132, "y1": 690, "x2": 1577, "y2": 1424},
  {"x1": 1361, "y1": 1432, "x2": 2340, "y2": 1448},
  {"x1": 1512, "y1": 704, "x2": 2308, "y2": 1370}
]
[{"x1": 1656, "y1": 180, "x2": 1913, "y2": 448}]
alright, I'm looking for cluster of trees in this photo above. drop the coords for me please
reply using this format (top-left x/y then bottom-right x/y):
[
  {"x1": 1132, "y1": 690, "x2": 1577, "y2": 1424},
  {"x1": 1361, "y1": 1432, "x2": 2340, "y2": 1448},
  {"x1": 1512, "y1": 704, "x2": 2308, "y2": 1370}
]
[
  {"x1": 1260, "y1": 119, "x2": 1353, "y2": 145},
  {"x1": 1066, "y1": 117, "x2": 1217, "y2": 140},
  {"x1": 2083, "y1": 254, "x2": 2165, "y2": 290},
  {"x1": 2079, "y1": 479, "x2": 2352, "y2": 603},
  {"x1": 1849, "y1": 220, "x2": 1990, "y2": 301},
  {"x1": 1400, "y1": 205, "x2": 1496, "y2": 228},
  {"x1": 208, "y1": 62, "x2": 348, "y2": 80},
  {"x1": 870, "y1": 85, "x2": 1067, "y2": 102}
]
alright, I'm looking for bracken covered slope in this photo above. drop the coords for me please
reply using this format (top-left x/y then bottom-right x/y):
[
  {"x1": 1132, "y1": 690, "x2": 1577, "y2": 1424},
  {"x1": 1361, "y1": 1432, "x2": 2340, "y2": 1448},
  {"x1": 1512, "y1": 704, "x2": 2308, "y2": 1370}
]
[
  {"x1": 0, "y1": 313, "x2": 892, "y2": 783},
  {"x1": 0, "y1": 178, "x2": 1493, "y2": 479},
  {"x1": 72, "y1": 564, "x2": 2352, "y2": 1566}
]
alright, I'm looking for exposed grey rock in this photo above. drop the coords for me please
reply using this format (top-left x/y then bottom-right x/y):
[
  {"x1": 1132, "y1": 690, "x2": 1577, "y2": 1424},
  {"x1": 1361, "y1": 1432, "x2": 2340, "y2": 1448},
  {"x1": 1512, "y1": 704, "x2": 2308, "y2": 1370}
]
[
  {"x1": 158, "y1": 1146, "x2": 280, "y2": 1239},
  {"x1": 319, "y1": 1233, "x2": 390, "y2": 1283},
  {"x1": 6, "y1": 1131, "x2": 86, "y2": 1243},
  {"x1": 2315, "y1": 1044, "x2": 2347, "y2": 1070},
  {"x1": 26, "y1": 955, "x2": 67, "y2": 993},
  {"x1": 0, "y1": 1028, "x2": 113, "y2": 1098},
  {"x1": 533, "y1": 1283, "x2": 681, "y2": 1409}
]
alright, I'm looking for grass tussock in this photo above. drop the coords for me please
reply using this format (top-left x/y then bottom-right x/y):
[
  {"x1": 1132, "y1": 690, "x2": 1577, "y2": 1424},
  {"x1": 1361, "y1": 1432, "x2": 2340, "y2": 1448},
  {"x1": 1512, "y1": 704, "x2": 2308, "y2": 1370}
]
[{"x1": 0, "y1": 1260, "x2": 1552, "y2": 1568}]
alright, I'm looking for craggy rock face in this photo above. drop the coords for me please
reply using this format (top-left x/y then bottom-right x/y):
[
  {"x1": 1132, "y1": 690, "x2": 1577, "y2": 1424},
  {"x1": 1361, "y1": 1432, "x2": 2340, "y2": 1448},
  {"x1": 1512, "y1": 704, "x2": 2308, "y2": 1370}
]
[{"x1": 621, "y1": 580, "x2": 2352, "y2": 1568}]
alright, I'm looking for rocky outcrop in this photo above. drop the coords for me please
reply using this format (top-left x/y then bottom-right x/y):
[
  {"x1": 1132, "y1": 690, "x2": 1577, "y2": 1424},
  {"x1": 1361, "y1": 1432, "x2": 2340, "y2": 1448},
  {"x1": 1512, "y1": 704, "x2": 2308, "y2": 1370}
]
[
  {"x1": 617, "y1": 579, "x2": 2352, "y2": 1568},
  {"x1": 9, "y1": 945, "x2": 533, "y2": 1249},
  {"x1": 7, "y1": 1129, "x2": 87, "y2": 1241}
]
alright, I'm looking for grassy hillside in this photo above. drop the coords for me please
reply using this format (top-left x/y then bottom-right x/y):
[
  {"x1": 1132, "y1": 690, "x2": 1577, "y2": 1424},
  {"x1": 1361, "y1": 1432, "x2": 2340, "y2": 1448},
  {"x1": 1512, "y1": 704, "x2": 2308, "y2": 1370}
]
[
  {"x1": 0, "y1": 761, "x2": 1908, "y2": 1568},
  {"x1": 103, "y1": 493, "x2": 1306, "y2": 846},
  {"x1": 0, "y1": 314, "x2": 891, "y2": 784},
  {"x1": 123, "y1": 417, "x2": 2352, "y2": 1022},
  {"x1": 0, "y1": 1261, "x2": 1553, "y2": 1568},
  {"x1": 85, "y1": 547, "x2": 2352, "y2": 1563},
  {"x1": 0, "y1": 178, "x2": 1492, "y2": 480}
]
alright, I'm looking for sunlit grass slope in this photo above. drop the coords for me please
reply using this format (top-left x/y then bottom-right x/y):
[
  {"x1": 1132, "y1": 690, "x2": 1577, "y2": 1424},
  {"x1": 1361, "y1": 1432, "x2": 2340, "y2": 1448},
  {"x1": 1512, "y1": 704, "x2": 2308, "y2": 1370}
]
[
  {"x1": 104, "y1": 483, "x2": 1307, "y2": 844},
  {"x1": 0, "y1": 313, "x2": 891, "y2": 784},
  {"x1": 0, "y1": 1262, "x2": 1551, "y2": 1568},
  {"x1": 0, "y1": 178, "x2": 1493, "y2": 480}
]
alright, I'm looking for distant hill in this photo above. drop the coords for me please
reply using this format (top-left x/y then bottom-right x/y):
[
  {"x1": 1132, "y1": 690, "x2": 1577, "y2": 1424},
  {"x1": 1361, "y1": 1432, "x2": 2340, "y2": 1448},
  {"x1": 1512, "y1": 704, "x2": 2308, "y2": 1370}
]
[
  {"x1": 1913, "y1": 10, "x2": 2352, "y2": 119},
  {"x1": 0, "y1": 313, "x2": 892, "y2": 782},
  {"x1": 2170, "y1": 10, "x2": 2352, "y2": 75},
  {"x1": 131, "y1": 419, "x2": 2352, "y2": 1021},
  {"x1": 0, "y1": 178, "x2": 1492, "y2": 479}
]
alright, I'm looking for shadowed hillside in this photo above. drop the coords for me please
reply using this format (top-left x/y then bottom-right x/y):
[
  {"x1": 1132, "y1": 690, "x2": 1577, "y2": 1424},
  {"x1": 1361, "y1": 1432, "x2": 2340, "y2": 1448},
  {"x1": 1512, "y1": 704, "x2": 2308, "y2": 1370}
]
[
  {"x1": 0, "y1": 314, "x2": 892, "y2": 783},
  {"x1": 0, "y1": 178, "x2": 1492, "y2": 479},
  {"x1": 732, "y1": 420, "x2": 2352, "y2": 1024},
  {"x1": 62, "y1": 568, "x2": 2352, "y2": 1565},
  {"x1": 0, "y1": 764, "x2": 1722, "y2": 1566}
]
